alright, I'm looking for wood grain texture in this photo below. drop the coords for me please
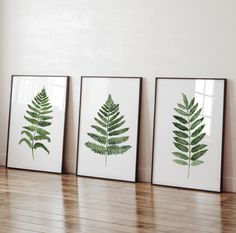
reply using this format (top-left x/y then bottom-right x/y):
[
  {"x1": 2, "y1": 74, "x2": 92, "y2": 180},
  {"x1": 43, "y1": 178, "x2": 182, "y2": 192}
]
[{"x1": 0, "y1": 167, "x2": 235, "y2": 233}]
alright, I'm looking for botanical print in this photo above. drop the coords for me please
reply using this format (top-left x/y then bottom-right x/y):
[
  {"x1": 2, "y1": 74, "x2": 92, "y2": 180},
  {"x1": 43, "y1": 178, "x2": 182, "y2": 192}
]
[
  {"x1": 172, "y1": 93, "x2": 208, "y2": 178},
  {"x1": 85, "y1": 94, "x2": 131, "y2": 166},
  {"x1": 19, "y1": 87, "x2": 53, "y2": 159}
]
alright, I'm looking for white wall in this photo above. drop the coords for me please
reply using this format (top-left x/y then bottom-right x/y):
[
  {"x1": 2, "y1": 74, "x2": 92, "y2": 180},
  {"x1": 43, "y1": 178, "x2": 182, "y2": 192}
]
[{"x1": 0, "y1": 0, "x2": 235, "y2": 191}]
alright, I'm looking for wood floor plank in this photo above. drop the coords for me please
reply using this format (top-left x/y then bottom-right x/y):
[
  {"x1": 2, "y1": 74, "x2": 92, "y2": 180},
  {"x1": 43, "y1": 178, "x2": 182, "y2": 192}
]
[{"x1": 0, "y1": 167, "x2": 236, "y2": 233}]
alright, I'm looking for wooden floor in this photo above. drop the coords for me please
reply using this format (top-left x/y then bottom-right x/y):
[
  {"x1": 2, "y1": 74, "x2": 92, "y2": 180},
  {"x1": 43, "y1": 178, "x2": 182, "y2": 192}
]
[{"x1": 0, "y1": 168, "x2": 236, "y2": 233}]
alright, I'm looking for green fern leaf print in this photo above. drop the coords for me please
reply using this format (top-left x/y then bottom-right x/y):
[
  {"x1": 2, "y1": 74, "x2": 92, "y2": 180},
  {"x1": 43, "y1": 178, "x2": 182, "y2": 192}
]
[
  {"x1": 19, "y1": 87, "x2": 53, "y2": 160},
  {"x1": 85, "y1": 94, "x2": 131, "y2": 166},
  {"x1": 172, "y1": 93, "x2": 208, "y2": 178}
]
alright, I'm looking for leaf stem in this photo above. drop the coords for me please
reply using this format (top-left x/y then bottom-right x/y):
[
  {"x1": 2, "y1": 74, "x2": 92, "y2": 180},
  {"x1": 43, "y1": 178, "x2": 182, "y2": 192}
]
[
  {"x1": 187, "y1": 109, "x2": 191, "y2": 179},
  {"x1": 32, "y1": 148, "x2": 35, "y2": 160},
  {"x1": 105, "y1": 107, "x2": 110, "y2": 166}
]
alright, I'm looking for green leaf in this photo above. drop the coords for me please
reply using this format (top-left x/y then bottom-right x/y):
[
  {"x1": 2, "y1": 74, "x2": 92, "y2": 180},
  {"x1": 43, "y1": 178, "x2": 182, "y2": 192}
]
[
  {"x1": 182, "y1": 93, "x2": 188, "y2": 108},
  {"x1": 42, "y1": 105, "x2": 52, "y2": 111},
  {"x1": 190, "y1": 108, "x2": 202, "y2": 122},
  {"x1": 191, "y1": 133, "x2": 206, "y2": 145},
  {"x1": 41, "y1": 110, "x2": 53, "y2": 115},
  {"x1": 191, "y1": 160, "x2": 204, "y2": 166},
  {"x1": 172, "y1": 152, "x2": 189, "y2": 160},
  {"x1": 37, "y1": 128, "x2": 50, "y2": 136},
  {"x1": 40, "y1": 116, "x2": 53, "y2": 121},
  {"x1": 174, "y1": 137, "x2": 189, "y2": 146},
  {"x1": 19, "y1": 138, "x2": 32, "y2": 148},
  {"x1": 174, "y1": 143, "x2": 189, "y2": 152},
  {"x1": 41, "y1": 102, "x2": 50, "y2": 107},
  {"x1": 38, "y1": 121, "x2": 52, "y2": 127},
  {"x1": 173, "y1": 122, "x2": 188, "y2": 131},
  {"x1": 110, "y1": 112, "x2": 120, "y2": 122},
  {"x1": 24, "y1": 116, "x2": 38, "y2": 125},
  {"x1": 97, "y1": 112, "x2": 107, "y2": 123},
  {"x1": 172, "y1": 93, "x2": 207, "y2": 176},
  {"x1": 190, "y1": 117, "x2": 204, "y2": 130},
  {"x1": 110, "y1": 106, "x2": 119, "y2": 116},
  {"x1": 94, "y1": 117, "x2": 107, "y2": 128},
  {"x1": 191, "y1": 144, "x2": 207, "y2": 153},
  {"x1": 85, "y1": 142, "x2": 107, "y2": 155},
  {"x1": 91, "y1": 125, "x2": 107, "y2": 135},
  {"x1": 108, "y1": 136, "x2": 129, "y2": 145},
  {"x1": 99, "y1": 109, "x2": 108, "y2": 117},
  {"x1": 192, "y1": 125, "x2": 205, "y2": 137},
  {"x1": 108, "y1": 116, "x2": 124, "y2": 127},
  {"x1": 87, "y1": 133, "x2": 106, "y2": 144},
  {"x1": 173, "y1": 159, "x2": 188, "y2": 165},
  {"x1": 108, "y1": 120, "x2": 125, "y2": 131},
  {"x1": 33, "y1": 143, "x2": 49, "y2": 154},
  {"x1": 32, "y1": 100, "x2": 40, "y2": 109},
  {"x1": 177, "y1": 103, "x2": 186, "y2": 110},
  {"x1": 189, "y1": 103, "x2": 198, "y2": 115},
  {"x1": 191, "y1": 149, "x2": 208, "y2": 161},
  {"x1": 109, "y1": 127, "x2": 129, "y2": 136},
  {"x1": 174, "y1": 108, "x2": 189, "y2": 116},
  {"x1": 86, "y1": 94, "x2": 131, "y2": 164},
  {"x1": 173, "y1": 131, "x2": 188, "y2": 138},
  {"x1": 19, "y1": 87, "x2": 53, "y2": 159},
  {"x1": 21, "y1": 130, "x2": 33, "y2": 140},
  {"x1": 23, "y1": 126, "x2": 37, "y2": 132},
  {"x1": 173, "y1": 115, "x2": 188, "y2": 124},
  {"x1": 26, "y1": 111, "x2": 38, "y2": 118},
  {"x1": 107, "y1": 145, "x2": 131, "y2": 155},
  {"x1": 101, "y1": 105, "x2": 109, "y2": 113},
  {"x1": 34, "y1": 135, "x2": 51, "y2": 142},
  {"x1": 28, "y1": 104, "x2": 40, "y2": 113},
  {"x1": 111, "y1": 104, "x2": 119, "y2": 111},
  {"x1": 35, "y1": 97, "x2": 42, "y2": 105},
  {"x1": 188, "y1": 97, "x2": 195, "y2": 110}
]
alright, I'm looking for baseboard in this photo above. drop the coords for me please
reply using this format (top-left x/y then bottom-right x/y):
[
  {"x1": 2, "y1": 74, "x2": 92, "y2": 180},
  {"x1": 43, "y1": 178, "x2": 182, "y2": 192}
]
[{"x1": 222, "y1": 176, "x2": 236, "y2": 193}]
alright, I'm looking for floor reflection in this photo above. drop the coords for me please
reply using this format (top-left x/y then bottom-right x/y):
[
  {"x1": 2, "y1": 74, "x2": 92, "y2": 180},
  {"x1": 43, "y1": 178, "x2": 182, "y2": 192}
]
[{"x1": 1, "y1": 168, "x2": 236, "y2": 233}]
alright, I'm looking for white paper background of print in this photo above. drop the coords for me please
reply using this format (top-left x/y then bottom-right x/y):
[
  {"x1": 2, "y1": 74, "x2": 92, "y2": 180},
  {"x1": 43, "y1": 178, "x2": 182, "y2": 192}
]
[
  {"x1": 77, "y1": 77, "x2": 140, "y2": 181},
  {"x1": 7, "y1": 76, "x2": 67, "y2": 173},
  {"x1": 152, "y1": 79, "x2": 225, "y2": 192}
]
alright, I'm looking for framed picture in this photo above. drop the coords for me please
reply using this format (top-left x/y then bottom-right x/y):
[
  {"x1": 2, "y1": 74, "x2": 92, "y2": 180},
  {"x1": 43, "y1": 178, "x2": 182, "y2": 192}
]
[
  {"x1": 76, "y1": 76, "x2": 142, "y2": 182},
  {"x1": 151, "y1": 78, "x2": 226, "y2": 192},
  {"x1": 6, "y1": 75, "x2": 69, "y2": 173}
]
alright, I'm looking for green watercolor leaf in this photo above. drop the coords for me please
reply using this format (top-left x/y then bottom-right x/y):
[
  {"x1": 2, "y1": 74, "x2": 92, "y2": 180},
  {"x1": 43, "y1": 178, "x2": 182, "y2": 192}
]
[
  {"x1": 85, "y1": 94, "x2": 131, "y2": 165},
  {"x1": 19, "y1": 87, "x2": 53, "y2": 159},
  {"x1": 172, "y1": 93, "x2": 208, "y2": 178}
]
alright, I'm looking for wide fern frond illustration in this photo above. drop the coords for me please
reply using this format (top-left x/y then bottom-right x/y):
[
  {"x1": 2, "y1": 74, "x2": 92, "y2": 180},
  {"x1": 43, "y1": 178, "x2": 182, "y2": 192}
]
[
  {"x1": 172, "y1": 93, "x2": 208, "y2": 178},
  {"x1": 85, "y1": 94, "x2": 131, "y2": 166},
  {"x1": 19, "y1": 87, "x2": 53, "y2": 160}
]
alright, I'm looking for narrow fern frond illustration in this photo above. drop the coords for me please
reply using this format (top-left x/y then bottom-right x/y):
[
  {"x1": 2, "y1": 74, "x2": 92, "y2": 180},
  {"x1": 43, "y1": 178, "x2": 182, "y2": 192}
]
[
  {"x1": 172, "y1": 93, "x2": 208, "y2": 178},
  {"x1": 85, "y1": 94, "x2": 131, "y2": 166},
  {"x1": 19, "y1": 87, "x2": 53, "y2": 159}
]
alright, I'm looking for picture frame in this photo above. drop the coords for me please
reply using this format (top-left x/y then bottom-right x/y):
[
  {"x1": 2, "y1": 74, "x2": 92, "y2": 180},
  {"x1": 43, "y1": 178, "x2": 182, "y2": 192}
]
[
  {"x1": 151, "y1": 78, "x2": 226, "y2": 192},
  {"x1": 76, "y1": 76, "x2": 142, "y2": 182},
  {"x1": 6, "y1": 75, "x2": 69, "y2": 173}
]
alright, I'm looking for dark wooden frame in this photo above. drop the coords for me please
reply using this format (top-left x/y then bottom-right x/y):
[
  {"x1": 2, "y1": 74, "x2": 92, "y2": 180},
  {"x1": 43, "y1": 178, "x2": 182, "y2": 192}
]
[
  {"x1": 6, "y1": 75, "x2": 70, "y2": 174},
  {"x1": 151, "y1": 77, "x2": 227, "y2": 193},
  {"x1": 76, "y1": 76, "x2": 142, "y2": 182}
]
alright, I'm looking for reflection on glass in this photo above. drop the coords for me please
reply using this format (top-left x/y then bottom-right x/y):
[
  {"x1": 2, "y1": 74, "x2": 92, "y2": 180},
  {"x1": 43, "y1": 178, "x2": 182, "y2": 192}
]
[
  {"x1": 16, "y1": 77, "x2": 66, "y2": 111},
  {"x1": 194, "y1": 80, "x2": 214, "y2": 136}
]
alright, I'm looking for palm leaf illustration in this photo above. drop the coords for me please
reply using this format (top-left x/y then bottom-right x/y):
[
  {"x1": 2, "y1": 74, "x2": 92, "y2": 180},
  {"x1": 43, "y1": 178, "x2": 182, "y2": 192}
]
[
  {"x1": 19, "y1": 87, "x2": 53, "y2": 159},
  {"x1": 172, "y1": 93, "x2": 208, "y2": 178},
  {"x1": 85, "y1": 94, "x2": 131, "y2": 166}
]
